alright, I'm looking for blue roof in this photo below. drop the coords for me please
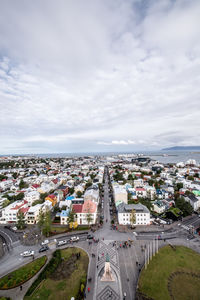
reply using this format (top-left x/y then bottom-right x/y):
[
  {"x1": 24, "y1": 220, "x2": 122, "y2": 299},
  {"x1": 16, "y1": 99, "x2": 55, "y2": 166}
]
[
  {"x1": 61, "y1": 209, "x2": 70, "y2": 217},
  {"x1": 66, "y1": 196, "x2": 74, "y2": 200}
]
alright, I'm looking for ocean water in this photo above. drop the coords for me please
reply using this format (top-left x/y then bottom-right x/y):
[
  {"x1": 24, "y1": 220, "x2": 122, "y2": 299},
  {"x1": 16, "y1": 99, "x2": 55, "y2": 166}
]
[
  {"x1": 1, "y1": 151, "x2": 200, "y2": 164},
  {"x1": 37, "y1": 151, "x2": 200, "y2": 164}
]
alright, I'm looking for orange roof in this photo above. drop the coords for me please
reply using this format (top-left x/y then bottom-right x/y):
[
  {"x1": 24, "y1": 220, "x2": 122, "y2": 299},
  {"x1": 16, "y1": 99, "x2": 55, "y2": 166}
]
[{"x1": 82, "y1": 200, "x2": 97, "y2": 213}]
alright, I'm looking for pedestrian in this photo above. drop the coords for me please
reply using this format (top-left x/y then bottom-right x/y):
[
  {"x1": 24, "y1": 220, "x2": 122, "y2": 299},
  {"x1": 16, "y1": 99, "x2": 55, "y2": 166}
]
[
  {"x1": 97, "y1": 265, "x2": 98, "y2": 269},
  {"x1": 88, "y1": 287, "x2": 90, "y2": 293},
  {"x1": 20, "y1": 285, "x2": 23, "y2": 291}
]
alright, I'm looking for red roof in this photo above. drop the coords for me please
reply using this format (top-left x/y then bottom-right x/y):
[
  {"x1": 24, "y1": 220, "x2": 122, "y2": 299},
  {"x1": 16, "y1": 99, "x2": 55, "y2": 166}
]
[
  {"x1": 11, "y1": 200, "x2": 28, "y2": 210},
  {"x1": 72, "y1": 204, "x2": 83, "y2": 213},
  {"x1": 136, "y1": 188, "x2": 145, "y2": 191},
  {"x1": 19, "y1": 207, "x2": 29, "y2": 214},
  {"x1": 52, "y1": 179, "x2": 58, "y2": 184},
  {"x1": 48, "y1": 194, "x2": 57, "y2": 199},
  {"x1": 32, "y1": 184, "x2": 40, "y2": 188}
]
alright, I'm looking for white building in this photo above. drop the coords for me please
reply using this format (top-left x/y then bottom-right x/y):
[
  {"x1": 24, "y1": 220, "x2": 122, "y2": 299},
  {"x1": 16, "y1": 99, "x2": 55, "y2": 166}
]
[
  {"x1": 152, "y1": 200, "x2": 166, "y2": 214},
  {"x1": 113, "y1": 185, "x2": 127, "y2": 204},
  {"x1": 117, "y1": 203, "x2": 150, "y2": 225},
  {"x1": 184, "y1": 194, "x2": 200, "y2": 211},
  {"x1": 26, "y1": 204, "x2": 44, "y2": 224},
  {"x1": 84, "y1": 188, "x2": 99, "y2": 203},
  {"x1": 24, "y1": 191, "x2": 40, "y2": 206},
  {"x1": 0, "y1": 200, "x2": 29, "y2": 224}
]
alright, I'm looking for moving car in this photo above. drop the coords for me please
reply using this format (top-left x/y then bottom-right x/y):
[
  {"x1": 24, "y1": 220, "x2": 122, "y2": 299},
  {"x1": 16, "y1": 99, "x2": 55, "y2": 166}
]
[
  {"x1": 70, "y1": 236, "x2": 79, "y2": 242},
  {"x1": 41, "y1": 239, "x2": 49, "y2": 246},
  {"x1": 57, "y1": 240, "x2": 68, "y2": 246},
  {"x1": 21, "y1": 250, "x2": 34, "y2": 257},
  {"x1": 87, "y1": 234, "x2": 93, "y2": 240},
  {"x1": 39, "y1": 246, "x2": 49, "y2": 253}
]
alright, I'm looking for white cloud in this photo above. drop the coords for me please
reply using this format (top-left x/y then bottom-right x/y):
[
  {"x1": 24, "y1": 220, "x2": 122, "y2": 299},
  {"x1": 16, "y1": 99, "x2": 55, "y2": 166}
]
[{"x1": 0, "y1": 0, "x2": 200, "y2": 154}]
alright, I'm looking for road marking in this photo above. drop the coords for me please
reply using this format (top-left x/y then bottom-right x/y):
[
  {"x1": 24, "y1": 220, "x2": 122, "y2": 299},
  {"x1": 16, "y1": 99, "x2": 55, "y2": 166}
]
[
  {"x1": 121, "y1": 247, "x2": 132, "y2": 299},
  {"x1": 0, "y1": 229, "x2": 13, "y2": 244}
]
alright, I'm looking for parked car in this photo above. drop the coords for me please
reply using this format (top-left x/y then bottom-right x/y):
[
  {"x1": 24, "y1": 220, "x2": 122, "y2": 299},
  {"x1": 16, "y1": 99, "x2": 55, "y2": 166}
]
[
  {"x1": 21, "y1": 250, "x2": 34, "y2": 257},
  {"x1": 41, "y1": 239, "x2": 49, "y2": 246},
  {"x1": 39, "y1": 246, "x2": 49, "y2": 253},
  {"x1": 57, "y1": 240, "x2": 68, "y2": 246},
  {"x1": 87, "y1": 234, "x2": 93, "y2": 240},
  {"x1": 70, "y1": 236, "x2": 79, "y2": 242}
]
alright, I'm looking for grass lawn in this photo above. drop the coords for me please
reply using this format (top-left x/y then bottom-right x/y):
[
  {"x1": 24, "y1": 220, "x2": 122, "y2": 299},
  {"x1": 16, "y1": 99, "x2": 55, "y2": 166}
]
[
  {"x1": 138, "y1": 245, "x2": 200, "y2": 300},
  {"x1": 0, "y1": 256, "x2": 47, "y2": 290},
  {"x1": 25, "y1": 247, "x2": 89, "y2": 300}
]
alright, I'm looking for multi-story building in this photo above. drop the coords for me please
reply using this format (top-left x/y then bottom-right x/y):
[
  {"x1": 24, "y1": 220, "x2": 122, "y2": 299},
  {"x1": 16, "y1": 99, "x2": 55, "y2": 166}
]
[{"x1": 117, "y1": 203, "x2": 150, "y2": 225}]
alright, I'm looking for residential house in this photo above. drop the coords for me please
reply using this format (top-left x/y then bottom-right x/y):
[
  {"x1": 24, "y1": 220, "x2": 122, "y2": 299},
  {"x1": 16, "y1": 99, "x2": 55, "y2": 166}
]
[{"x1": 45, "y1": 194, "x2": 57, "y2": 207}]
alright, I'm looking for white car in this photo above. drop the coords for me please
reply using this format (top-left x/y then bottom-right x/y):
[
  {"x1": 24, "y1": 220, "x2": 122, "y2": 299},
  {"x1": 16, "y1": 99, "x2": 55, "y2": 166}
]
[
  {"x1": 70, "y1": 236, "x2": 79, "y2": 242},
  {"x1": 21, "y1": 250, "x2": 34, "y2": 257},
  {"x1": 41, "y1": 239, "x2": 49, "y2": 246},
  {"x1": 57, "y1": 240, "x2": 67, "y2": 246}
]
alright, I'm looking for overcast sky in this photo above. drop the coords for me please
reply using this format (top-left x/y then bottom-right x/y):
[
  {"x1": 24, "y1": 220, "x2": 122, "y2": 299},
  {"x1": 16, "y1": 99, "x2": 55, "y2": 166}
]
[{"x1": 0, "y1": 0, "x2": 200, "y2": 154}]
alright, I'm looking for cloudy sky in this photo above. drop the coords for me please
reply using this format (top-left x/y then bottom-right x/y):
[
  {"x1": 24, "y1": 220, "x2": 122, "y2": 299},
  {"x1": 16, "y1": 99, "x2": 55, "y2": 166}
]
[{"x1": 0, "y1": 0, "x2": 200, "y2": 154}]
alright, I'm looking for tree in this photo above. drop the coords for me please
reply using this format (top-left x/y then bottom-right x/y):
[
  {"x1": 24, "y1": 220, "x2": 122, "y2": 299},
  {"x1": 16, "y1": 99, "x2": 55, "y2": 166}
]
[
  {"x1": 68, "y1": 187, "x2": 74, "y2": 195},
  {"x1": 86, "y1": 204, "x2": 93, "y2": 226},
  {"x1": 175, "y1": 197, "x2": 193, "y2": 217},
  {"x1": 16, "y1": 192, "x2": 24, "y2": 200},
  {"x1": 38, "y1": 210, "x2": 45, "y2": 231},
  {"x1": 40, "y1": 192, "x2": 48, "y2": 202},
  {"x1": 176, "y1": 182, "x2": 183, "y2": 191},
  {"x1": 19, "y1": 179, "x2": 28, "y2": 189},
  {"x1": 128, "y1": 174, "x2": 133, "y2": 181},
  {"x1": 76, "y1": 191, "x2": 83, "y2": 198},
  {"x1": 68, "y1": 208, "x2": 76, "y2": 224},
  {"x1": 2, "y1": 199, "x2": 10, "y2": 208},
  {"x1": 130, "y1": 209, "x2": 136, "y2": 227},
  {"x1": 42, "y1": 210, "x2": 51, "y2": 237},
  {"x1": 17, "y1": 210, "x2": 26, "y2": 230},
  {"x1": 85, "y1": 181, "x2": 92, "y2": 190}
]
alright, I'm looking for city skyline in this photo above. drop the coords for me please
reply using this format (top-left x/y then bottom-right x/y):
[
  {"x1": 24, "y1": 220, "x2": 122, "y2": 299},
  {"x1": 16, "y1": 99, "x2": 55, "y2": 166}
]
[{"x1": 0, "y1": 0, "x2": 200, "y2": 154}]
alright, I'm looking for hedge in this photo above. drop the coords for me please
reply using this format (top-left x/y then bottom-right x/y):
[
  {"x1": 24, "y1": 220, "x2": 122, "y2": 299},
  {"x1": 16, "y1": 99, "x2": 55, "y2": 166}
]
[{"x1": 25, "y1": 250, "x2": 61, "y2": 296}]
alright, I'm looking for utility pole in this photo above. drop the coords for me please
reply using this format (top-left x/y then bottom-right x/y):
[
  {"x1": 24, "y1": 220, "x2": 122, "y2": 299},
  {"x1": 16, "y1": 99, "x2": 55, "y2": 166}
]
[{"x1": 145, "y1": 247, "x2": 147, "y2": 269}]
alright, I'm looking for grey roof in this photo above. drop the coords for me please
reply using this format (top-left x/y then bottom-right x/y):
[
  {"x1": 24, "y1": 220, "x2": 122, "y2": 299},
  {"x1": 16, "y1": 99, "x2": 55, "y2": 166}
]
[
  {"x1": 186, "y1": 194, "x2": 198, "y2": 203},
  {"x1": 117, "y1": 202, "x2": 150, "y2": 214}
]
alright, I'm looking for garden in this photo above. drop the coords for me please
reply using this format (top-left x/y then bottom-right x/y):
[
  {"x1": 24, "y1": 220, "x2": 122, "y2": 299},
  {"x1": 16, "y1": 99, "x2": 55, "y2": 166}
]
[
  {"x1": 0, "y1": 256, "x2": 47, "y2": 290},
  {"x1": 137, "y1": 245, "x2": 200, "y2": 300},
  {"x1": 25, "y1": 247, "x2": 89, "y2": 300}
]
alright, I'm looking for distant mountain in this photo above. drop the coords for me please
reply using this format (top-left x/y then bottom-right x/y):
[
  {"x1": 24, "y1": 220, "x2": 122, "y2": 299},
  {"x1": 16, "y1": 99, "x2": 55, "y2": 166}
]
[{"x1": 162, "y1": 146, "x2": 200, "y2": 151}]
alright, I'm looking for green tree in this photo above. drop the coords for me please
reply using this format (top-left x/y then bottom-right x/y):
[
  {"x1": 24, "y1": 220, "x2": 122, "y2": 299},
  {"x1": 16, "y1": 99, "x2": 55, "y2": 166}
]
[
  {"x1": 68, "y1": 187, "x2": 74, "y2": 195},
  {"x1": 76, "y1": 191, "x2": 83, "y2": 198},
  {"x1": 42, "y1": 210, "x2": 51, "y2": 237},
  {"x1": 19, "y1": 179, "x2": 28, "y2": 189},
  {"x1": 128, "y1": 174, "x2": 133, "y2": 181},
  {"x1": 85, "y1": 181, "x2": 92, "y2": 190},
  {"x1": 38, "y1": 210, "x2": 45, "y2": 231},
  {"x1": 85, "y1": 203, "x2": 93, "y2": 226},
  {"x1": 16, "y1": 192, "x2": 24, "y2": 200},
  {"x1": 2, "y1": 199, "x2": 10, "y2": 208},
  {"x1": 130, "y1": 209, "x2": 136, "y2": 226},
  {"x1": 175, "y1": 197, "x2": 193, "y2": 217},
  {"x1": 175, "y1": 182, "x2": 183, "y2": 191},
  {"x1": 17, "y1": 210, "x2": 26, "y2": 230},
  {"x1": 40, "y1": 192, "x2": 48, "y2": 202},
  {"x1": 68, "y1": 208, "x2": 76, "y2": 224}
]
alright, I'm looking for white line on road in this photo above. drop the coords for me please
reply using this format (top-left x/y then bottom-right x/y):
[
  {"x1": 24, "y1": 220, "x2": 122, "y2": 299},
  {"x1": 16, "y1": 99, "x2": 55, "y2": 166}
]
[{"x1": 0, "y1": 229, "x2": 13, "y2": 244}]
